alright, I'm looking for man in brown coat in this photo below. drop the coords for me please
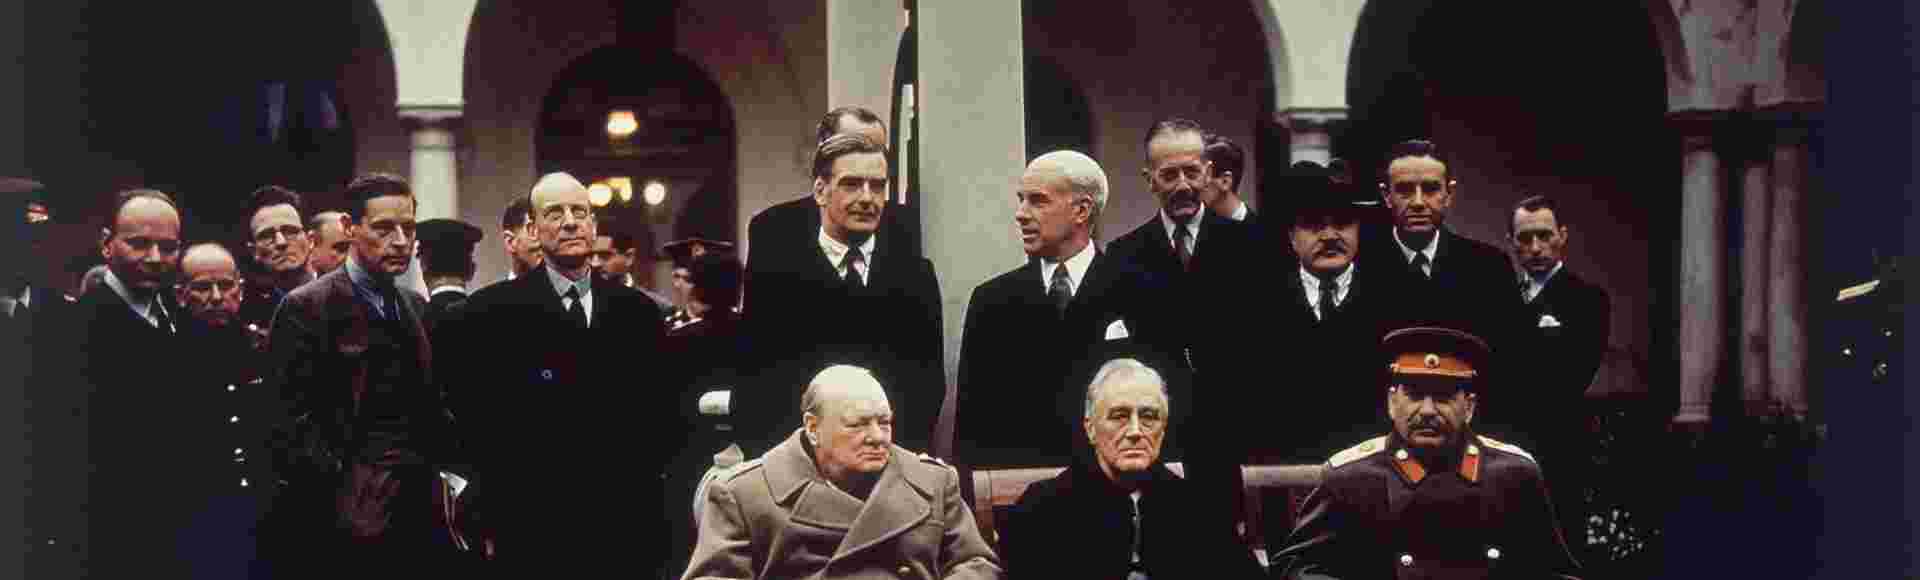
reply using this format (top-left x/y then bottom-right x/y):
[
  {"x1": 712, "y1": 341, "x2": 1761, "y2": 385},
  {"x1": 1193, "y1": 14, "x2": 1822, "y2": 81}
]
[{"x1": 683, "y1": 365, "x2": 1003, "y2": 580}]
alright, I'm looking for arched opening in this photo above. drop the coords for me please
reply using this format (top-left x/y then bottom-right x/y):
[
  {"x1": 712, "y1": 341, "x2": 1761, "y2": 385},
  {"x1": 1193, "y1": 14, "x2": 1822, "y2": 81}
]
[
  {"x1": 534, "y1": 45, "x2": 738, "y2": 270},
  {"x1": 1024, "y1": 55, "x2": 1096, "y2": 161}
]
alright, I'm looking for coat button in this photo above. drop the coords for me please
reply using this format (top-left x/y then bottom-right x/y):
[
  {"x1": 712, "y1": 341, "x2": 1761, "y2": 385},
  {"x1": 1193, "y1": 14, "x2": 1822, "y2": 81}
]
[
  {"x1": 541, "y1": 370, "x2": 554, "y2": 380},
  {"x1": 1486, "y1": 547, "x2": 1501, "y2": 560},
  {"x1": 229, "y1": 415, "x2": 239, "y2": 423},
  {"x1": 1394, "y1": 449, "x2": 1409, "y2": 461},
  {"x1": 227, "y1": 384, "x2": 236, "y2": 392},
  {"x1": 896, "y1": 564, "x2": 912, "y2": 575},
  {"x1": 240, "y1": 478, "x2": 250, "y2": 488},
  {"x1": 1399, "y1": 554, "x2": 1413, "y2": 567}
]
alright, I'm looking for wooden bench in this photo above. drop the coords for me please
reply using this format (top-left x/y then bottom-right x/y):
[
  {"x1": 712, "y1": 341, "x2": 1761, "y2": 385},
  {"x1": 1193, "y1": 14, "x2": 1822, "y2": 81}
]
[{"x1": 967, "y1": 463, "x2": 1326, "y2": 558}]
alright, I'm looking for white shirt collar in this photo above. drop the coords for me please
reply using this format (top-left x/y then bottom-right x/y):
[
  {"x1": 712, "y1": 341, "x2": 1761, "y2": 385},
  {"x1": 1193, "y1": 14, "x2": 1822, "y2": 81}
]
[
  {"x1": 102, "y1": 268, "x2": 166, "y2": 328},
  {"x1": 1523, "y1": 261, "x2": 1565, "y2": 302},
  {"x1": 18, "y1": 285, "x2": 29, "y2": 309},
  {"x1": 1228, "y1": 199, "x2": 1250, "y2": 222},
  {"x1": 818, "y1": 227, "x2": 877, "y2": 281},
  {"x1": 1300, "y1": 262, "x2": 1356, "y2": 318},
  {"x1": 429, "y1": 284, "x2": 468, "y2": 298},
  {"x1": 1158, "y1": 210, "x2": 1203, "y2": 253},
  {"x1": 1039, "y1": 241, "x2": 1095, "y2": 297},
  {"x1": 544, "y1": 262, "x2": 593, "y2": 300},
  {"x1": 1393, "y1": 227, "x2": 1441, "y2": 267}
]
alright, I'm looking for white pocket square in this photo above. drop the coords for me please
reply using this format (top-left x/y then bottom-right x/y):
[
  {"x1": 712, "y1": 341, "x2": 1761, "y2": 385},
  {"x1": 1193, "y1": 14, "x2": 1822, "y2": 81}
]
[
  {"x1": 1538, "y1": 314, "x2": 1562, "y2": 328},
  {"x1": 1105, "y1": 320, "x2": 1131, "y2": 340}
]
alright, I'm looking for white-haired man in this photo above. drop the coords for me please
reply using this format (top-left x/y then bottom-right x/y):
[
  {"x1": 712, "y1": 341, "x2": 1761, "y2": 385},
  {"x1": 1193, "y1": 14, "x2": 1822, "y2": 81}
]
[
  {"x1": 1001, "y1": 358, "x2": 1263, "y2": 579},
  {"x1": 684, "y1": 365, "x2": 1003, "y2": 580},
  {"x1": 955, "y1": 150, "x2": 1186, "y2": 505}
]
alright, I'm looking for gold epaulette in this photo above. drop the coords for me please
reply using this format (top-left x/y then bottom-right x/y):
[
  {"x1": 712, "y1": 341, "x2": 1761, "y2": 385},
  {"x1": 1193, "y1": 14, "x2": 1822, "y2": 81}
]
[
  {"x1": 1475, "y1": 435, "x2": 1535, "y2": 463},
  {"x1": 1328, "y1": 436, "x2": 1388, "y2": 469}
]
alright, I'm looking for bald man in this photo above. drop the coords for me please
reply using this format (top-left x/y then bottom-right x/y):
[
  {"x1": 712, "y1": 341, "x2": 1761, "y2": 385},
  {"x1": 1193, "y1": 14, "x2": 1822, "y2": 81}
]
[
  {"x1": 437, "y1": 171, "x2": 668, "y2": 575},
  {"x1": 955, "y1": 151, "x2": 1185, "y2": 497},
  {"x1": 685, "y1": 365, "x2": 1003, "y2": 580}
]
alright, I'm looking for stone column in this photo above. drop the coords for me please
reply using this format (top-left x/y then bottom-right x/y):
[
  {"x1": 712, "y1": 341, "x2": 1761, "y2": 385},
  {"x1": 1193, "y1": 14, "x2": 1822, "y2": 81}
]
[
  {"x1": 827, "y1": 0, "x2": 904, "y2": 125},
  {"x1": 399, "y1": 105, "x2": 462, "y2": 296},
  {"x1": 1737, "y1": 141, "x2": 1772, "y2": 417},
  {"x1": 1675, "y1": 126, "x2": 1726, "y2": 425},
  {"x1": 1277, "y1": 108, "x2": 1347, "y2": 166},
  {"x1": 918, "y1": 0, "x2": 1025, "y2": 457},
  {"x1": 1767, "y1": 125, "x2": 1810, "y2": 421}
]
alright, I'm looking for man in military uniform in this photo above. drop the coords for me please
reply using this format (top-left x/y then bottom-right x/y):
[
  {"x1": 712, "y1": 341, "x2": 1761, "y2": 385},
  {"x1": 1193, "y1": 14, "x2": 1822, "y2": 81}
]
[
  {"x1": 664, "y1": 237, "x2": 735, "y2": 328},
  {"x1": 683, "y1": 365, "x2": 1004, "y2": 580},
  {"x1": 1272, "y1": 327, "x2": 1579, "y2": 580}
]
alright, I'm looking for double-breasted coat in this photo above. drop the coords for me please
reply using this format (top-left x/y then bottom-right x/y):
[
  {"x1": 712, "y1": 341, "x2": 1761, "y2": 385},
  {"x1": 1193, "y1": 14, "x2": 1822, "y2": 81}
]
[{"x1": 683, "y1": 429, "x2": 1004, "y2": 580}]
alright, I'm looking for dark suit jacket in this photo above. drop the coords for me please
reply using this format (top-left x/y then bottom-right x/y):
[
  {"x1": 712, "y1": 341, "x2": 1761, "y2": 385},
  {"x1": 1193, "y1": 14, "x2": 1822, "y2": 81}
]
[
  {"x1": 954, "y1": 250, "x2": 1183, "y2": 471},
  {"x1": 1105, "y1": 211, "x2": 1244, "y2": 290},
  {"x1": 744, "y1": 195, "x2": 919, "y2": 308},
  {"x1": 259, "y1": 266, "x2": 462, "y2": 574},
  {"x1": 1503, "y1": 268, "x2": 1610, "y2": 456},
  {"x1": 424, "y1": 288, "x2": 467, "y2": 337},
  {"x1": 741, "y1": 232, "x2": 944, "y2": 455},
  {"x1": 27, "y1": 282, "x2": 191, "y2": 576},
  {"x1": 437, "y1": 268, "x2": 669, "y2": 569},
  {"x1": 1003, "y1": 461, "x2": 1264, "y2": 580},
  {"x1": 1273, "y1": 434, "x2": 1580, "y2": 580}
]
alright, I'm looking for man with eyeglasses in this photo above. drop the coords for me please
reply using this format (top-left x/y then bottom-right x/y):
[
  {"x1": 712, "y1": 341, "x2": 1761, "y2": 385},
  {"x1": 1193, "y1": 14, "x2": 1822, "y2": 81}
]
[
  {"x1": 29, "y1": 188, "x2": 187, "y2": 576},
  {"x1": 742, "y1": 133, "x2": 943, "y2": 458},
  {"x1": 435, "y1": 172, "x2": 669, "y2": 575},
  {"x1": 259, "y1": 173, "x2": 469, "y2": 576},
  {"x1": 239, "y1": 185, "x2": 317, "y2": 339}
]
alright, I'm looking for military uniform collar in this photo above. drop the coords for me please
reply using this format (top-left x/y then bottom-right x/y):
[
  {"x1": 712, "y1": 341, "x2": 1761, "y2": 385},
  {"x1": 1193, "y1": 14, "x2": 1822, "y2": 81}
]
[{"x1": 1385, "y1": 433, "x2": 1481, "y2": 486}]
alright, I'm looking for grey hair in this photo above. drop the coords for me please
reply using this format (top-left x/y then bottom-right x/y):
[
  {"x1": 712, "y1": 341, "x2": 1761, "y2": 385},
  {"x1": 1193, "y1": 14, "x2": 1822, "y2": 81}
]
[
  {"x1": 1031, "y1": 150, "x2": 1108, "y2": 238},
  {"x1": 801, "y1": 364, "x2": 881, "y2": 417},
  {"x1": 1083, "y1": 357, "x2": 1171, "y2": 418}
]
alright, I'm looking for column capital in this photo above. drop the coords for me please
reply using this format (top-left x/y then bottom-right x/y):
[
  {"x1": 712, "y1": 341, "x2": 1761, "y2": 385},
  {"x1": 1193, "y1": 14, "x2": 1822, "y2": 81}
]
[
  {"x1": 397, "y1": 104, "x2": 464, "y2": 124},
  {"x1": 1275, "y1": 107, "x2": 1349, "y2": 131}
]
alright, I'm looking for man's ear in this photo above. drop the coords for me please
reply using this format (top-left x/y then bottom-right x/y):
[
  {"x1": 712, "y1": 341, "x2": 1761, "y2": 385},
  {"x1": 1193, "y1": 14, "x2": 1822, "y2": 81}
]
[
  {"x1": 98, "y1": 227, "x2": 112, "y2": 260},
  {"x1": 1083, "y1": 415, "x2": 1097, "y2": 445},
  {"x1": 174, "y1": 284, "x2": 190, "y2": 306},
  {"x1": 1556, "y1": 224, "x2": 1570, "y2": 246},
  {"x1": 803, "y1": 412, "x2": 821, "y2": 443},
  {"x1": 812, "y1": 177, "x2": 829, "y2": 206}
]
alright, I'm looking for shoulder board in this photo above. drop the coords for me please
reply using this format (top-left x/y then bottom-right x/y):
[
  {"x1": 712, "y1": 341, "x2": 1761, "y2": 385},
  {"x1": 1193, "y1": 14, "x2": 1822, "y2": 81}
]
[
  {"x1": 916, "y1": 452, "x2": 949, "y2": 468},
  {"x1": 1328, "y1": 436, "x2": 1388, "y2": 469},
  {"x1": 720, "y1": 458, "x2": 765, "y2": 482},
  {"x1": 1476, "y1": 435, "x2": 1535, "y2": 463}
]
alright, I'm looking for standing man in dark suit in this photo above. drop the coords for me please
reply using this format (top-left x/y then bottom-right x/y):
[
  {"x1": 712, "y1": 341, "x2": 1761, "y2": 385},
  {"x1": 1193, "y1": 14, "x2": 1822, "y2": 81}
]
[
  {"x1": 743, "y1": 106, "x2": 917, "y2": 312},
  {"x1": 742, "y1": 133, "x2": 944, "y2": 457},
  {"x1": 415, "y1": 218, "x2": 483, "y2": 337},
  {"x1": 1106, "y1": 118, "x2": 1247, "y2": 293},
  {"x1": 26, "y1": 188, "x2": 186, "y2": 577},
  {"x1": 1363, "y1": 139, "x2": 1523, "y2": 366},
  {"x1": 1, "y1": 177, "x2": 70, "y2": 326},
  {"x1": 494, "y1": 194, "x2": 543, "y2": 285},
  {"x1": 259, "y1": 173, "x2": 467, "y2": 575},
  {"x1": 956, "y1": 150, "x2": 1180, "y2": 492},
  {"x1": 439, "y1": 171, "x2": 670, "y2": 576},
  {"x1": 1202, "y1": 134, "x2": 1254, "y2": 223},
  {"x1": 1505, "y1": 194, "x2": 1611, "y2": 549}
]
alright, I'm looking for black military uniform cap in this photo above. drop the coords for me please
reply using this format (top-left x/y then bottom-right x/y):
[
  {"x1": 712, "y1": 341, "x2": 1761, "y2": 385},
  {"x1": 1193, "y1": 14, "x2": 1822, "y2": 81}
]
[
  {"x1": 1287, "y1": 163, "x2": 1374, "y2": 226},
  {"x1": 1381, "y1": 326, "x2": 1494, "y2": 390},
  {"x1": 663, "y1": 237, "x2": 736, "y2": 269},
  {"x1": 416, "y1": 218, "x2": 484, "y2": 256}
]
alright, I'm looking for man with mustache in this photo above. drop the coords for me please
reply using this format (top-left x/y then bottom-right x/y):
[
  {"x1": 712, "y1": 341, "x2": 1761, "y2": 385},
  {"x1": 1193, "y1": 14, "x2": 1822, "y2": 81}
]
[
  {"x1": 1001, "y1": 358, "x2": 1263, "y2": 579},
  {"x1": 1504, "y1": 194, "x2": 1611, "y2": 551},
  {"x1": 260, "y1": 173, "x2": 467, "y2": 575},
  {"x1": 1107, "y1": 118, "x2": 1247, "y2": 288},
  {"x1": 436, "y1": 171, "x2": 670, "y2": 575},
  {"x1": 741, "y1": 133, "x2": 943, "y2": 457},
  {"x1": 683, "y1": 365, "x2": 1003, "y2": 580},
  {"x1": 954, "y1": 150, "x2": 1182, "y2": 505},
  {"x1": 240, "y1": 185, "x2": 317, "y2": 334},
  {"x1": 29, "y1": 188, "x2": 187, "y2": 576},
  {"x1": 1362, "y1": 139, "x2": 1521, "y2": 362},
  {"x1": 305, "y1": 210, "x2": 353, "y2": 276},
  {"x1": 1272, "y1": 327, "x2": 1581, "y2": 580}
]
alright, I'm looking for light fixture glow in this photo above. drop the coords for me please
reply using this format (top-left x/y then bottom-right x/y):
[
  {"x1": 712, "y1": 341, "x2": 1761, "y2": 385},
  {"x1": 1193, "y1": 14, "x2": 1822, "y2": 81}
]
[
  {"x1": 605, "y1": 109, "x2": 638, "y2": 138},
  {"x1": 642, "y1": 180, "x2": 667, "y2": 206},
  {"x1": 608, "y1": 177, "x2": 634, "y2": 202},
  {"x1": 588, "y1": 182, "x2": 614, "y2": 207}
]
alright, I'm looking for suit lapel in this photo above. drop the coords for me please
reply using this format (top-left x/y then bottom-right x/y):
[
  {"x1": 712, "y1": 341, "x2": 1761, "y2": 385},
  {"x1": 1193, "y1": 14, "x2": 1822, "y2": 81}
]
[
  {"x1": 1138, "y1": 218, "x2": 1176, "y2": 274},
  {"x1": 832, "y1": 448, "x2": 933, "y2": 564}
]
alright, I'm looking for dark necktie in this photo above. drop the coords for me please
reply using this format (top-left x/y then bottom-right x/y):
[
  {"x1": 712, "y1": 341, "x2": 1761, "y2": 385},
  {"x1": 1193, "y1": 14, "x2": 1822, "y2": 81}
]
[
  {"x1": 1410, "y1": 252, "x2": 1431, "y2": 279},
  {"x1": 380, "y1": 286, "x2": 403, "y2": 321},
  {"x1": 152, "y1": 302, "x2": 175, "y2": 334},
  {"x1": 843, "y1": 247, "x2": 865, "y2": 289},
  {"x1": 1130, "y1": 498, "x2": 1147, "y2": 576},
  {"x1": 1048, "y1": 264, "x2": 1073, "y2": 317},
  {"x1": 1171, "y1": 226, "x2": 1193, "y2": 272},
  {"x1": 565, "y1": 287, "x2": 587, "y2": 329},
  {"x1": 1318, "y1": 278, "x2": 1339, "y2": 322}
]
